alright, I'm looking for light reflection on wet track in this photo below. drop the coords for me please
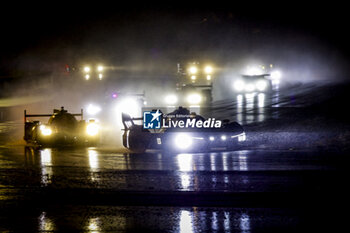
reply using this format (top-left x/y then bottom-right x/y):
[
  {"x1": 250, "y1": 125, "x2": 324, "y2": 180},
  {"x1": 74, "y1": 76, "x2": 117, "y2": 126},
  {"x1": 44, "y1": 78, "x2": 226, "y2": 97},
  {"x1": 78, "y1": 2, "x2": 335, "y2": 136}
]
[
  {"x1": 0, "y1": 146, "x2": 335, "y2": 195},
  {"x1": 31, "y1": 206, "x2": 268, "y2": 233},
  {"x1": 0, "y1": 83, "x2": 347, "y2": 232}
]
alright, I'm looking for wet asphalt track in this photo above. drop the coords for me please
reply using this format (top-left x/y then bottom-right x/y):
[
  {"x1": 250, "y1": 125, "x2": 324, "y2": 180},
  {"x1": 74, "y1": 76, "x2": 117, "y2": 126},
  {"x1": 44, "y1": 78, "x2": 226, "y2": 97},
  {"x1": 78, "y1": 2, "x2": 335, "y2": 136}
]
[{"x1": 0, "y1": 82, "x2": 349, "y2": 232}]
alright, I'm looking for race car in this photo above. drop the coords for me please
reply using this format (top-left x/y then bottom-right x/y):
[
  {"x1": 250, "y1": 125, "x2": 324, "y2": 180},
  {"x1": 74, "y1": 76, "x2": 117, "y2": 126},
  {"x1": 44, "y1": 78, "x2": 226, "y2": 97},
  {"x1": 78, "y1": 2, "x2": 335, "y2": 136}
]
[
  {"x1": 24, "y1": 107, "x2": 100, "y2": 147},
  {"x1": 121, "y1": 107, "x2": 246, "y2": 152},
  {"x1": 232, "y1": 64, "x2": 282, "y2": 93},
  {"x1": 233, "y1": 74, "x2": 272, "y2": 93},
  {"x1": 165, "y1": 62, "x2": 214, "y2": 107},
  {"x1": 164, "y1": 84, "x2": 212, "y2": 107},
  {"x1": 177, "y1": 62, "x2": 214, "y2": 86}
]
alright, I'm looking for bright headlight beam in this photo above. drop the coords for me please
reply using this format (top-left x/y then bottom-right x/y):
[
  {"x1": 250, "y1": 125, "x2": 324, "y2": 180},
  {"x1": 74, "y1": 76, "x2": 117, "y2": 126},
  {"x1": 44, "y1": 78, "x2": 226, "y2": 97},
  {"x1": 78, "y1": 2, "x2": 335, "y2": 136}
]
[
  {"x1": 165, "y1": 94, "x2": 178, "y2": 105},
  {"x1": 256, "y1": 80, "x2": 267, "y2": 91},
  {"x1": 175, "y1": 134, "x2": 193, "y2": 149},
  {"x1": 97, "y1": 65, "x2": 103, "y2": 72},
  {"x1": 86, "y1": 123, "x2": 99, "y2": 136},
  {"x1": 189, "y1": 66, "x2": 198, "y2": 74},
  {"x1": 204, "y1": 66, "x2": 213, "y2": 74},
  {"x1": 116, "y1": 98, "x2": 139, "y2": 117},
  {"x1": 271, "y1": 70, "x2": 282, "y2": 79},
  {"x1": 84, "y1": 66, "x2": 91, "y2": 73},
  {"x1": 40, "y1": 125, "x2": 52, "y2": 136},
  {"x1": 187, "y1": 93, "x2": 202, "y2": 104},
  {"x1": 234, "y1": 80, "x2": 245, "y2": 91}
]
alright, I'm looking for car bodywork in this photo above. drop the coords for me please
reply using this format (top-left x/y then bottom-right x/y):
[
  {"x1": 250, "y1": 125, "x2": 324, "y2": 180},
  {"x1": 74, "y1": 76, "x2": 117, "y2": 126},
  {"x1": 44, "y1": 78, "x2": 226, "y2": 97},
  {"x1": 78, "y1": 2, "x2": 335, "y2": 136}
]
[
  {"x1": 122, "y1": 108, "x2": 245, "y2": 152},
  {"x1": 24, "y1": 107, "x2": 99, "y2": 147}
]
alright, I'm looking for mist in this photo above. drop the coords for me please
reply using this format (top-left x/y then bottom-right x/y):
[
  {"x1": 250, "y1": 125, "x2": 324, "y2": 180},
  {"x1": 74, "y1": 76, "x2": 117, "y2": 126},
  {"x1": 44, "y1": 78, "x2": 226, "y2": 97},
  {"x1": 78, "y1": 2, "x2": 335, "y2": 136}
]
[{"x1": 1, "y1": 8, "x2": 349, "y2": 146}]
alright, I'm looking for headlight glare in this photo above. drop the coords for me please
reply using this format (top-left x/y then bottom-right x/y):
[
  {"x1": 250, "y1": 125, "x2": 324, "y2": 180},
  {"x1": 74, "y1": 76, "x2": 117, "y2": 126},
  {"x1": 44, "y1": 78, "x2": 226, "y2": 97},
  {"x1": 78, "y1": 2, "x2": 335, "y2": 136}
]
[
  {"x1": 87, "y1": 104, "x2": 101, "y2": 115},
  {"x1": 204, "y1": 66, "x2": 213, "y2": 74},
  {"x1": 97, "y1": 65, "x2": 103, "y2": 72},
  {"x1": 40, "y1": 125, "x2": 52, "y2": 136},
  {"x1": 187, "y1": 93, "x2": 202, "y2": 104},
  {"x1": 86, "y1": 123, "x2": 99, "y2": 136},
  {"x1": 189, "y1": 66, "x2": 198, "y2": 74},
  {"x1": 174, "y1": 134, "x2": 193, "y2": 149},
  {"x1": 84, "y1": 66, "x2": 91, "y2": 73},
  {"x1": 116, "y1": 98, "x2": 139, "y2": 117},
  {"x1": 165, "y1": 94, "x2": 178, "y2": 105},
  {"x1": 256, "y1": 80, "x2": 267, "y2": 91},
  {"x1": 271, "y1": 70, "x2": 282, "y2": 79},
  {"x1": 234, "y1": 80, "x2": 245, "y2": 91}
]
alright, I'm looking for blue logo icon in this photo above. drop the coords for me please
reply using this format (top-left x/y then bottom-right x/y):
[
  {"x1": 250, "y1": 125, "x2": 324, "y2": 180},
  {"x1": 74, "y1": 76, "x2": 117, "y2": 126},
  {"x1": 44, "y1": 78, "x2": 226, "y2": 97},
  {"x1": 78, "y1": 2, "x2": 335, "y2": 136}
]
[{"x1": 143, "y1": 110, "x2": 162, "y2": 129}]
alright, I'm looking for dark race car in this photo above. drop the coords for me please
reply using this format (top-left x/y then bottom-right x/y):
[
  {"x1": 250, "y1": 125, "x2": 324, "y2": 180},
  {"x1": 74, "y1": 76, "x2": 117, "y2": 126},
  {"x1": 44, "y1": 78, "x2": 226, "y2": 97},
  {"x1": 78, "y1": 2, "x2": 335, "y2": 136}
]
[
  {"x1": 122, "y1": 107, "x2": 246, "y2": 152},
  {"x1": 24, "y1": 107, "x2": 100, "y2": 147}
]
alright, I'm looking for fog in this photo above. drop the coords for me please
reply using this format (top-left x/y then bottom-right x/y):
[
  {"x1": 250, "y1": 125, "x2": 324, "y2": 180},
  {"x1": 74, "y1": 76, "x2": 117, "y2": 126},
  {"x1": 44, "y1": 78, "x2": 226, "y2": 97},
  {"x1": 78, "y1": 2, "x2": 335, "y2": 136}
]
[{"x1": 1, "y1": 8, "x2": 349, "y2": 145}]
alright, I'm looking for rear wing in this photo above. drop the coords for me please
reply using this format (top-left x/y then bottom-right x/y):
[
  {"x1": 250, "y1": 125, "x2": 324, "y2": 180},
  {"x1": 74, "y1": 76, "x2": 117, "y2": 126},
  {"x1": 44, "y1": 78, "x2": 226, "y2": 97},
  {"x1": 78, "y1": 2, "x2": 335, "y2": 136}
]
[
  {"x1": 178, "y1": 83, "x2": 213, "y2": 91},
  {"x1": 121, "y1": 113, "x2": 143, "y2": 130},
  {"x1": 24, "y1": 108, "x2": 84, "y2": 123}
]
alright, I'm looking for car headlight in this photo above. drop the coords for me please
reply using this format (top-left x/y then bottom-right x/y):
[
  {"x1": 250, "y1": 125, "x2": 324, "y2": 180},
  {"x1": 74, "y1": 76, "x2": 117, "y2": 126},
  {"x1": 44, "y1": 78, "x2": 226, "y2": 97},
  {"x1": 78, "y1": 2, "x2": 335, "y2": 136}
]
[
  {"x1": 189, "y1": 66, "x2": 198, "y2": 75},
  {"x1": 271, "y1": 70, "x2": 281, "y2": 79},
  {"x1": 234, "y1": 80, "x2": 245, "y2": 91},
  {"x1": 256, "y1": 80, "x2": 267, "y2": 91},
  {"x1": 40, "y1": 125, "x2": 52, "y2": 136},
  {"x1": 86, "y1": 123, "x2": 99, "y2": 136},
  {"x1": 97, "y1": 65, "x2": 103, "y2": 72},
  {"x1": 165, "y1": 94, "x2": 178, "y2": 105},
  {"x1": 84, "y1": 66, "x2": 91, "y2": 73},
  {"x1": 204, "y1": 65, "x2": 213, "y2": 74},
  {"x1": 187, "y1": 93, "x2": 202, "y2": 104},
  {"x1": 174, "y1": 134, "x2": 193, "y2": 149}
]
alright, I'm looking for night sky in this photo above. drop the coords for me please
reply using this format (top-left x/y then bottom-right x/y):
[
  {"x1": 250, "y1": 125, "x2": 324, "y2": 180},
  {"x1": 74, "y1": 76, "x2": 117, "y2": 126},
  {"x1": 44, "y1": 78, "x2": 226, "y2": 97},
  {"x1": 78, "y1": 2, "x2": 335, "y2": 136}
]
[{"x1": 1, "y1": 3, "x2": 349, "y2": 77}]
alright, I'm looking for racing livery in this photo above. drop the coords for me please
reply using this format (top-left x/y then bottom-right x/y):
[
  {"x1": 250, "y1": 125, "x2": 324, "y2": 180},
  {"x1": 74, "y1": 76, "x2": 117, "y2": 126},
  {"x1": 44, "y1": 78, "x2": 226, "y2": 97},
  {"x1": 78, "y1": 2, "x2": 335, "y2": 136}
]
[{"x1": 122, "y1": 107, "x2": 245, "y2": 152}]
